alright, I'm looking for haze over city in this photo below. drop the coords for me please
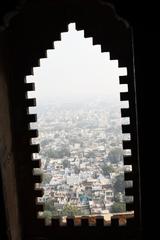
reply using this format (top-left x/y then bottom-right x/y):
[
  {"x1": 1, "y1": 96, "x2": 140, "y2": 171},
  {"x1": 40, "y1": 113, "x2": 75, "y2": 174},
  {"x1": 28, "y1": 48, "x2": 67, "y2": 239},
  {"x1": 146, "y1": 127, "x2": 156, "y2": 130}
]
[{"x1": 27, "y1": 23, "x2": 127, "y2": 105}]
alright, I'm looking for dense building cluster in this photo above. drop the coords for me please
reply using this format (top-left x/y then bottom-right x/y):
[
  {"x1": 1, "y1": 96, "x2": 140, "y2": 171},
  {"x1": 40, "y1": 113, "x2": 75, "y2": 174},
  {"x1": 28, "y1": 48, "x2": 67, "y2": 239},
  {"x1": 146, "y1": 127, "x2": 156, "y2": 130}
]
[{"x1": 33, "y1": 97, "x2": 127, "y2": 217}]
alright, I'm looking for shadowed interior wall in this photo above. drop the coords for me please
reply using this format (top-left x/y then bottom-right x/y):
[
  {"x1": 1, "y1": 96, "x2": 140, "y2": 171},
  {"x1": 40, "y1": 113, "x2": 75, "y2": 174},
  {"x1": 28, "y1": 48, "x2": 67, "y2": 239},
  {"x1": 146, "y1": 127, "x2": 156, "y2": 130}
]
[
  {"x1": 0, "y1": 0, "x2": 148, "y2": 239},
  {"x1": 0, "y1": 34, "x2": 21, "y2": 240}
]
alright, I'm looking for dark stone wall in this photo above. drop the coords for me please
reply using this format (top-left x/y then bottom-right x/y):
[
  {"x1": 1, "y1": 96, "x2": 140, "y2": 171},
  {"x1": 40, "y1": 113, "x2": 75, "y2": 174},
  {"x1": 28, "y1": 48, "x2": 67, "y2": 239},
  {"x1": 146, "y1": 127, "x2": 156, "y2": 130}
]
[
  {"x1": 0, "y1": 0, "x2": 153, "y2": 238},
  {"x1": 0, "y1": 32, "x2": 21, "y2": 239}
]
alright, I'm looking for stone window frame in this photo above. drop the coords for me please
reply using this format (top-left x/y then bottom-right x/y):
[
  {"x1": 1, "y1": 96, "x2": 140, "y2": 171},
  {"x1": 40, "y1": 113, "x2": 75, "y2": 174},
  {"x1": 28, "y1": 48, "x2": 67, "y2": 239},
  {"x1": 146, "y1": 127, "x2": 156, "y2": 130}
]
[{"x1": 0, "y1": 0, "x2": 141, "y2": 239}]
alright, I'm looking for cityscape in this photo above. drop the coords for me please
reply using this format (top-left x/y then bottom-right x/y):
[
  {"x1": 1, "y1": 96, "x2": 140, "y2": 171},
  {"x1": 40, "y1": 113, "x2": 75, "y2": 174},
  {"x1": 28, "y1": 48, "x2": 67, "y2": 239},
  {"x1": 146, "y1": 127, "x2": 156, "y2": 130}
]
[
  {"x1": 32, "y1": 96, "x2": 131, "y2": 221},
  {"x1": 29, "y1": 23, "x2": 132, "y2": 222}
]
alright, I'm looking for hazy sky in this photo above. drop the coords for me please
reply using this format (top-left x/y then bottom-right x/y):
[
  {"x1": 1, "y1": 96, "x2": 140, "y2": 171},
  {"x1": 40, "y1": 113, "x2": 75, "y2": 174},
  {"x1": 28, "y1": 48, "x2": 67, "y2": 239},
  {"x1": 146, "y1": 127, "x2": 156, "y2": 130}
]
[{"x1": 26, "y1": 23, "x2": 127, "y2": 104}]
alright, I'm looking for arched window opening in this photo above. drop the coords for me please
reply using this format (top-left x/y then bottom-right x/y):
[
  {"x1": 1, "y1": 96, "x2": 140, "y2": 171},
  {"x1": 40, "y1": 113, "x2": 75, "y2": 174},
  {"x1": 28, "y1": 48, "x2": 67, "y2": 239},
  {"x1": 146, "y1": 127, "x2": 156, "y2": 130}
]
[{"x1": 26, "y1": 23, "x2": 133, "y2": 225}]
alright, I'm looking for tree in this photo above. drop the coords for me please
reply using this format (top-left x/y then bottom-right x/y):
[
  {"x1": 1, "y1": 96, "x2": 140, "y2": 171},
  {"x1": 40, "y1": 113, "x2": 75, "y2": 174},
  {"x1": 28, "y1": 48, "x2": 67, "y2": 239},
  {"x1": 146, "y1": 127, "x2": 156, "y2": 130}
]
[
  {"x1": 86, "y1": 151, "x2": 96, "y2": 158},
  {"x1": 61, "y1": 204, "x2": 81, "y2": 217},
  {"x1": 41, "y1": 210, "x2": 53, "y2": 225},
  {"x1": 107, "y1": 148, "x2": 123, "y2": 163},
  {"x1": 92, "y1": 172, "x2": 98, "y2": 179},
  {"x1": 43, "y1": 173, "x2": 52, "y2": 184},
  {"x1": 46, "y1": 149, "x2": 55, "y2": 158},
  {"x1": 101, "y1": 164, "x2": 114, "y2": 176},
  {"x1": 74, "y1": 165, "x2": 80, "y2": 174},
  {"x1": 62, "y1": 159, "x2": 70, "y2": 169},
  {"x1": 111, "y1": 202, "x2": 126, "y2": 213},
  {"x1": 42, "y1": 210, "x2": 52, "y2": 219},
  {"x1": 113, "y1": 174, "x2": 125, "y2": 201},
  {"x1": 46, "y1": 148, "x2": 70, "y2": 159},
  {"x1": 45, "y1": 200, "x2": 59, "y2": 216},
  {"x1": 41, "y1": 139, "x2": 49, "y2": 148},
  {"x1": 45, "y1": 199, "x2": 55, "y2": 212}
]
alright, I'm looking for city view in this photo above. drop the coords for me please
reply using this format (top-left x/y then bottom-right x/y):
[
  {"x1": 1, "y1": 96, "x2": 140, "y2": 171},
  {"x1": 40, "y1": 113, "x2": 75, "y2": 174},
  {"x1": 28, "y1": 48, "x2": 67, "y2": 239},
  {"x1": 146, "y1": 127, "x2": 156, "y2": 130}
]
[{"x1": 28, "y1": 23, "x2": 131, "y2": 222}]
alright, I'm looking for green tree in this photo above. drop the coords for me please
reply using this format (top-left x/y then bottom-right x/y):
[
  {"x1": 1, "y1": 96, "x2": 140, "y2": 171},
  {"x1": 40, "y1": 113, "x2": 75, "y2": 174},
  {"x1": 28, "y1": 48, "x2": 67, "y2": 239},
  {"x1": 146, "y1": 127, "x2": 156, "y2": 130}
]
[
  {"x1": 86, "y1": 151, "x2": 96, "y2": 158},
  {"x1": 46, "y1": 148, "x2": 70, "y2": 159},
  {"x1": 45, "y1": 199, "x2": 56, "y2": 212},
  {"x1": 107, "y1": 148, "x2": 123, "y2": 163},
  {"x1": 46, "y1": 149, "x2": 55, "y2": 158},
  {"x1": 74, "y1": 165, "x2": 80, "y2": 174},
  {"x1": 41, "y1": 139, "x2": 49, "y2": 148},
  {"x1": 42, "y1": 210, "x2": 53, "y2": 225},
  {"x1": 101, "y1": 164, "x2": 114, "y2": 176},
  {"x1": 61, "y1": 204, "x2": 81, "y2": 217},
  {"x1": 45, "y1": 200, "x2": 59, "y2": 216},
  {"x1": 62, "y1": 159, "x2": 70, "y2": 169},
  {"x1": 92, "y1": 172, "x2": 98, "y2": 179},
  {"x1": 111, "y1": 202, "x2": 126, "y2": 213},
  {"x1": 113, "y1": 174, "x2": 125, "y2": 202},
  {"x1": 43, "y1": 173, "x2": 52, "y2": 184},
  {"x1": 43, "y1": 210, "x2": 52, "y2": 219}
]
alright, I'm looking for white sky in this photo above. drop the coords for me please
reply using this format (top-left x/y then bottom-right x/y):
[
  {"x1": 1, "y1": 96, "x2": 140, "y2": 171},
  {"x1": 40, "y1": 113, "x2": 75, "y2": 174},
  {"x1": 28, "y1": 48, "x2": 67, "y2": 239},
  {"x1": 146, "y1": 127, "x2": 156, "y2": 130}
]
[{"x1": 26, "y1": 23, "x2": 127, "y2": 104}]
